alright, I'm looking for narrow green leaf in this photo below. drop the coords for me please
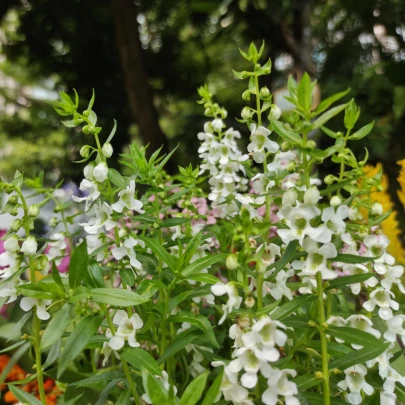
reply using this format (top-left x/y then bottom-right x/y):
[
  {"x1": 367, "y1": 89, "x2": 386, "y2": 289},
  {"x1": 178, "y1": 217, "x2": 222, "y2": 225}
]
[
  {"x1": 182, "y1": 230, "x2": 203, "y2": 267},
  {"x1": 312, "y1": 103, "x2": 348, "y2": 128},
  {"x1": 94, "y1": 378, "x2": 122, "y2": 405},
  {"x1": 168, "y1": 285, "x2": 211, "y2": 311},
  {"x1": 71, "y1": 370, "x2": 126, "y2": 386},
  {"x1": 187, "y1": 274, "x2": 220, "y2": 285},
  {"x1": 160, "y1": 217, "x2": 190, "y2": 228},
  {"x1": 158, "y1": 329, "x2": 200, "y2": 364},
  {"x1": 0, "y1": 340, "x2": 26, "y2": 354},
  {"x1": 201, "y1": 370, "x2": 224, "y2": 405},
  {"x1": 41, "y1": 303, "x2": 72, "y2": 349},
  {"x1": 293, "y1": 374, "x2": 322, "y2": 390},
  {"x1": 57, "y1": 393, "x2": 84, "y2": 405},
  {"x1": 330, "y1": 342, "x2": 390, "y2": 370},
  {"x1": 297, "y1": 72, "x2": 312, "y2": 113},
  {"x1": 326, "y1": 326, "x2": 383, "y2": 347},
  {"x1": 116, "y1": 391, "x2": 131, "y2": 405},
  {"x1": 8, "y1": 385, "x2": 42, "y2": 405},
  {"x1": 0, "y1": 343, "x2": 30, "y2": 385},
  {"x1": 51, "y1": 261, "x2": 65, "y2": 291},
  {"x1": 179, "y1": 371, "x2": 208, "y2": 405},
  {"x1": 326, "y1": 273, "x2": 374, "y2": 290},
  {"x1": 182, "y1": 253, "x2": 227, "y2": 277},
  {"x1": 139, "y1": 236, "x2": 178, "y2": 270},
  {"x1": 106, "y1": 119, "x2": 117, "y2": 144},
  {"x1": 270, "y1": 120, "x2": 302, "y2": 145},
  {"x1": 349, "y1": 121, "x2": 374, "y2": 140},
  {"x1": 107, "y1": 168, "x2": 126, "y2": 188},
  {"x1": 271, "y1": 294, "x2": 317, "y2": 320},
  {"x1": 58, "y1": 315, "x2": 103, "y2": 377},
  {"x1": 90, "y1": 288, "x2": 148, "y2": 307},
  {"x1": 169, "y1": 311, "x2": 219, "y2": 348},
  {"x1": 267, "y1": 240, "x2": 299, "y2": 274},
  {"x1": 314, "y1": 88, "x2": 351, "y2": 115},
  {"x1": 42, "y1": 339, "x2": 62, "y2": 370},
  {"x1": 69, "y1": 240, "x2": 89, "y2": 289},
  {"x1": 300, "y1": 392, "x2": 348, "y2": 405},
  {"x1": 320, "y1": 126, "x2": 341, "y2": 138},
  {"x1": 121, "y1": 347, "x2": 162, "y2": 376},
  {"x1": 333, "y1": 253, "x2": 376, "y2": 264}
]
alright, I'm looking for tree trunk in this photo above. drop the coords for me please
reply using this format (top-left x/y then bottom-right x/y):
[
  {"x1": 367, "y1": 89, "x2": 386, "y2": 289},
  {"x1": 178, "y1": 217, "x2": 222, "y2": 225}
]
[{"x1": 111, "y1": 0, "x2": 168, "y2": 156}]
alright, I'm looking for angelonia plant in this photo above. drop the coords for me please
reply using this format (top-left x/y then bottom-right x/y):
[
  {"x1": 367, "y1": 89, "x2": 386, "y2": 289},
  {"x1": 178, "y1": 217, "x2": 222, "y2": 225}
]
[{"x1": 1, "y1": 42, "x2": 405, "y2": 405}]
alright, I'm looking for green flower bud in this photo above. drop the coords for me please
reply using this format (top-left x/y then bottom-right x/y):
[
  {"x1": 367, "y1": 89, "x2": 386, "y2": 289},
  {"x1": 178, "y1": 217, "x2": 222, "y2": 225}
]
[
  {"x1": 371, "y1": 202, "x2": 383, "y2": 216},
  {"x1": 241, "y1": 107, "x2": 252, "y2": 120},
  {"x1": 10, "y1": 219, "x2": 22, "y2": 231},
  {"x1": 281, "y1": 141, "x2": 292, "y2": 151},
  {"x1": 242, "y1": 90, "x2": 251, "y2": 102},
  {"x1": 28, "y1": 205, "x2": 40, "y2": 218},
  {"x1": 35, "y1": 255, "x2": 50, "y2": 274},
  {"x1": 226, "y1": 254, "x2": 239, "y2": 270},
  {"x1": 220, "y1": 109, "x2": 228, "y2": 119},
  {"x1": 324, "y1": 175, "x2": 337, "y2": 185},
  {"x1": 244, "y1": 295, "x2": 255, "y2": 308},
  {"x1": 82, "y1": 125, "x2": 90, "y2": 134},
  {"x1": 49, "y1": 217, "x2": 58, "y2": 227},
  {"x1": 8, "y1": 195, "x2": 18, "y2": 205},
  {"x1": 376, "y1": 185, "x2": 384, "y2": 192},
  {"x1": 330, "y1": 195, "x2": 342, "y2": 207},
  {"x1": 259, "y1": 86, "x2": 271, "y2": 99},
  {"x1": 80, "y1": 145, "x2": 91, "y2": 158},
  {"x1": 306, "y1": 140, "x2": 316, "y2": 149},
  {"x1": 83, "y1": 109, "x2": 90, "y2": 117},
  {"x1": 102, "y1": 143, "x2": 113, "y2": 158},
  {"x1": 287, "y1": 161, "x2": 296, "y2": 172}
]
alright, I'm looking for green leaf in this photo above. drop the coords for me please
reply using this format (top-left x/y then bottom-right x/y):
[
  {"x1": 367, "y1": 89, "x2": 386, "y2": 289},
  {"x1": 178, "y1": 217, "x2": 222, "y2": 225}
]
[
  {"x1": 70, "y1": 370, "x2": 125, "y2": 386},
  {"x1": 182, "y1": 253, "x2": 227, "y2": 277},
  {"x1": 83, "y1": 260, "x2": 106, "y2": 289},
  {"x1": 270, "y1": 120, "x2": 302, "y2": 145},
  {"x1": 326, "y1": 326, "x2": 383, "y2": 347},
  {"x1": 300, "y1": 392, "x2": 348, "y2": 405},
  {"x1": 107, "y1": 168, "x2": 126, "y2": 188},
  {"x1": 293, "y1": 374, "x2": 322, "y2": 390},
  {"x1": 115, "y1": 391, "x2": 131, "y2": 405},
  {"x1": 142, "y1": 370, "x2": 175, "y2": 405},
  {"x1": 169, "y1": 285, "x2": 212, "y2": 311},
  {"x1": 169, "y1": 311, "x2": 219, "y2": 348},
  {"x1": 8, "y1": 385, "x2": 42, "y2": 405},
  {"x1": 267, "y1": 240, "x2": 299, "y2": 274},
  {"x1": 90, "y1": 288, "x2": 148, "y2": 307},
  {"x1": 17, "y1": 284, "x2": 56, "y2": 300},
  {"x1": 325, "y1": 273, "x2": 375, "y2": 290},
  {"x1": 320, "y1": 126, "x2": 341, "y2": 139},
  {"x1": 121, "y1": 347, "x2": 162, "y2": 376},
  {"x1": 160, "y1": 217, "x2": 190, "y2": 228},
  {"x1": 42, "y1": 339, "x2": 62, "y2": 370},
  {"x1": 201, "y1": 370, "x2": 224, "y2": 405},
  {"x1": 271, "y1": 294, "x2": 317, "y2": 320},
  {"x1": 349, "y1": 121, "x2": 374, "y2": 140},
  {"x1": 139, "y1": 236, "x2": 179, "y2": 270},
  {"x1": 94, "y1": 378, "x2": 122, "y2": 405},
  {"x1": 179, "y1": 371, "x2": 208, "y2": 405},
  {"x1": 120, "y1": 268, "x2": 136, "y2": 287},
  {"x1": 333, "y1": 253, "x2": 376, "y2": 264},
  {"x1": 51, "y1": 261, "x2": 65, "y2": 291},
  {"x1": 57, "y1": 394, "x2": 84, "y2": 405},
  {"x1": 0, "y1": 340, "x2": 26, "y2": 354},
  {"x1": 158, "y1": 329, "x2": 200, "y2": 364},
  {"x1": 41, "y1": 303, "x2": 72, "y2": 349},
  {"x1": 312, "y1": 103, "x2": 348, "y2": 129},
  {"x1": 314, "y1": 88, "x2": 351, "y2": 115},
  {"x1": 58, "y1": 315, "x2": 103, "y2": 377},
  {"x1": 69, "y1": 241, "x2": 89, "y2": 289},
  {"x1": 187, "y1": 274, "x2": 220, "y2": 285},
  {"x1": 182, "y1": 231, "x2": 203, "y2": 267},
  {"x1": 106, "y1": 119, "x2": 117, "y2": 143},
  {"x1": 61, "y1": 119, "x2": 77, "y2": 128},
  {"x1": 297, "y1": 72, "x2": 312, "y2": 113},
  {"x1": 330, "y1": 342, "x2": 390, "y2": 370}
]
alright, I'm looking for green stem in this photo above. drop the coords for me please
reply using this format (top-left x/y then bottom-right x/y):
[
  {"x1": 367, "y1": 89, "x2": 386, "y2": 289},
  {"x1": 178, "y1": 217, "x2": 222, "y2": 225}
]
[
  {"x1": 254, "y1": 74, "x2": 262, "y2": 126},
  {"x1": 302, "y1": 131, "x2": 310, "y2": 189},
  {"x1": 316, "y1": 271, "x2": 330, "y2": 405},
  {"x1": 256, "y1": 274, "x2": 263, "y2": 310}
]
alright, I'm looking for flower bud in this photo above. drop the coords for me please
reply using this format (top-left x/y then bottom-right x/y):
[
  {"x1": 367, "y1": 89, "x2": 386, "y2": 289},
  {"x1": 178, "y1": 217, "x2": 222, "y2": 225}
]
[
  {"x1": 286, "y1": 161, "x2": 296, "y2": 172},
  {"x1": 241, "y1": 107, "x2": 252, "y2": 120},
  {"x1": 49, "y1": 217, "x2": 58, "y2": 227},
  {"x1": 330, "y1": 195, "x2": 342, "y2": 207},
  {"x1": 220, "y1": 109, "x2": 228, "y2": 119},
  {"x1": 82, "y1": 125, "x2": 90, "y2": 134},
  {"x1": 8, "y1": 195, "x2": 18, "y2": 205},
  {"x1": 10, "y1": 219, "x2": 22, "y2": 232},
  {"x1": 306, "y1": 140, "x2": 316, "y2": 149},
  {"x1": 93, "y1": 162, "x2": 108, "y2": 183},
  {"x1": 242, "y1": 90, "x2": 251, "y2": 102},
  {"x1": 21, "y1": 236, "x2": 37, "y2": 256},
  {"x1": 102, "y1": 143, "x2": 113, "y2": 158},
  {"x1": 304, "y1": 186, "x2": 320, "y2": 205},
  {"x1": 83, "y1": 163, "x2": 95, "y2": 181},
  {"x1": 324, "y1": 175, "x2": 337, "y2": 185},
  {"x1": 80, "y1": 145, "x2": 91, "y2": 158},
  {"x1": 281, "y1": 141, "x2": 292, "y2": 151},
  {"x1": 259, "y1": 86, "x2": 271, "y2": 99},
  {"x1": 204, "y1": 108, "x2": 212, "y2": 116},
  {"x1": 348, "y1": 207, "x2": 362, "y2": 221},
  {"x1": 282, "y1": 188, "x2": 298, "y2": 206},
  {"x1": 28, "y1": 204, "x2": 40, "y2": 218},
  {"x1": 371, "y1": 202, "x2": 383, "y2": 216},
  {"x1": 376, "y1": 185, "x2": 384, "y2": 192},
  {"x1": 226, "y1": 254, "x2": 239, "y2": 270},
  {"x1": 212, "y1": 119, "x2": 223, "y2": 132},
  {"x1": 4, "y1": 236, "x2": 20, "y2": 253},
  {"x1": 269, "y1": 104, "x2": 281, "y2": 120},
  {"x1": 244, "y1": 295, "x2": 255, "y2": 308},
  {"x1": 36, "y1": 255, "x2": 50, "y2": 275}
]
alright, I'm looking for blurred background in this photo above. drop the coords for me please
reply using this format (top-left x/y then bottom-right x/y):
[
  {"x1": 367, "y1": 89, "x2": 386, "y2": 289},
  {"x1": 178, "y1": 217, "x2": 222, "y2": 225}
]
[{"x1": 0, "y1": 0, "x2": 405, "y2": 249}]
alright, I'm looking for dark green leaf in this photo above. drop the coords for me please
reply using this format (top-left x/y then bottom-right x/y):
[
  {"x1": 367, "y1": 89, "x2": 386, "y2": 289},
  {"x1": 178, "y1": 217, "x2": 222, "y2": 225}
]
[
  {"x1": 271, "y1": 294, "x2": 317, "y2": 320},
  {"x1": 158, "y1": 329, "x2": 201, "y2": 364},
  {"x1": 182, "y1": 254, "x2": 227, "y2": 277},
  {"x1": 108, "y1": 168, "x2": 126, "y2": 188},
  {"x1": 90, "y1": 288, "x2": 148, "y2": 307},
  {"x1": 139, "y1": 236, "x2": 179, "y2": 270},
  {"x1": 8, "y1": 385, "x2": 42, "y2": 405},
  {"x1": 201, "y1": 370, "x2": 224, "y2": 405},
  {"x1": 312, "y1": 103, "x2": 348, "y2": 128},
  {"x1": 160, "y1": 217, "x2": 190, "y2": 228},
  {"x1": 314, "y1": 88, "x2": 351, "y2": 115},
  {"x1": 327, "y1": 326, "x2": 383, "y2": 347},
  {"x1": 270, "y1": 120, "x2": 302, "y2": 145},
  {"x1": 121, "y1": 347, "x2": 162, "y2": 376},
  {"x1": 293, "y1": 374, "x2": 322, "y2": 390},
  {"x1": 333, "y1": 253, "x2": 376, "y2": 264},
  {"x1": 41, "y1": 303, "x2": 72, "y2": 349},
  {"x1": 326, "y1": 273, "x2": 375, "y2": 290},
  {"x1": 179, "y1": 371, "x2": 208, "y2": 405},
  {"x1": 69, "y1": 241, "x2": 89, "y2": 289}
]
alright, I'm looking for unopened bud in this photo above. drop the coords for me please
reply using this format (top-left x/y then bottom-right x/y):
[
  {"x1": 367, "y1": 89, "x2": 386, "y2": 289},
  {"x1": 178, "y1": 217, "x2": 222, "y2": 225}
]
[
  {"x1": 28, "y1": 204, "x2": 40, "y2": 218},
  {"x1": 376, "y1": 185, "x2": 384, "y2": 192},
  {"x1": 49, "y1": 217, "x2": 58, "y2": 227},
  {"x1": 93, "y1": 162, "x2": 108, "y2": 183},
  {"x1": 304, "y1": 186, "x2": 320, "y2": 205},
  {"x1": 226, "y1": 254, "x2": 239, "y2": 270},
  {"x1": 282, "y1": 188, "x2": 298, "y2": 206},
  {"x1": 244, "y1": 295, "x2": 255, "y2": 308},
  {"x1": 306, "y1": 140, "x2": 316, "y2": 149},
  {"x1": 8, "y1": 195, "x2": 18, "y2": 205},
  {"x1": 242, "y1": 90, "x2": 251, "y2": 102},
  {"x1": 102, "y1": 143, "x2": 113, "y2": 158},
  {"x1": 241, "y1": 107, "x2": 252, "y2": 120},
  {"x1": 269, "y1": 104, "x2": 281, "y2": 120},
  {"x1": 259, "y1": 86, "x2": 271, "y2": 99},
  {"x1": 82, "y1": 125, "x2": 90, "y2": 134},
  {"x1": 286, "y1": 161, "x2": 296, "y2": 172},
  {"x1": 4, "y1": 236, "x2": 20, "y2": 253},
  {"x1": 330, "y1": 195, "x2": 342, "y2": 207},
  {"x1": 281, "y1": 141, "x2": 292, "y2": 151},
  {"x1": 324, "y1": 175, "x2": 337, "y2": 185},
  {"x1": 10, "y1": 219, "x2": 22, "y2": 232},
  {"x1": 371, "y1": 202, "x2": 383, "y2": 216},
  {"x1": 221, "y1": 109, "x2": 228, "y2": 119},
  {"x1": 21, "y1": 236, "x2": 37, "y2": 256},
  {"x1": 36, "y1": 255, "x2": 50, "y2": 274},
  {"x1": 80, "y1": 145, "x2": 91, "y2": 158}
]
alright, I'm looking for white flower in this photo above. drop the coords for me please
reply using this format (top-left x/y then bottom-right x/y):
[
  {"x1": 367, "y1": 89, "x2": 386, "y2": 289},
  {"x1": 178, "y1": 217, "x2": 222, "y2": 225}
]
[
  {"x1": 4, "y1": 236, "x2": 20, "y2": 254},
  {"x1": 262, "y1": 368, "x2": 299, "y2": 405},
  {"x1": 256, "y1": 243, "x2": 280, "y2": 274},
  {"x1": 102, "y1": 142, "x2": 113, "y2": 158},
  {"x1": 251, "y1": 173, "x2": 275, "y2": 194},
  {"x1": 330, "y1": 195, "x2": 342, "y2": 207},
  {"x1": 0, "y1": 251, "x2": 20, "y2": 279},
  {"x1": 20, "y1": 297, "x2": 52, "y2": 320},
  {"x1": 371, "y1": 202, "x2": 383, "y2": 215},
  {"x1": 212, "y1": 118, "x2": 224, "y2": 132},
  {"x1": 303, "y1": 186, "x2": 320, "y2": 205},
  {"x1": 247, "y1": 124, "x2": 279, "y2": 164},
  {"x1": 314, "y1": 205, "x2": 349, "y2": 243},
  {"x1": 112, "y1": 237, "x2": 144, "y2": 270},
  {"x1": 235, "y1": 193, "x2": 265, "y2": 220},
  {"x1": 46, "y1": 233, "x2": 67, "y2": 264},
  {"x1": 363, "y1": 288, "x2": 399, "y2": 320},
  {"x1": 0, "y1": 280, "x2": 19, "y2": 303},
  {"x1": 381, "y1": 391, "x2": 397, "y2": 405},
  {"x1": 83, "y1": 163, "x2": 95, "y2": 180},
  {"x1": 79, "y1": 202, "x2": 117, "y2": 234},
  {"x1": 327, "y1": 316, "x2": 347, "y2": 343},
  {"x1": 107, "y1": 310, "x2": 143, "y2": 350},
  {"x1": 384, "y1": 315, "x2": 405, "y2": 342},
  {"x1": 21, "y1": 236, "x2": 38, "y2": 256},
  {"x1": 93, "y1": 162, "x2": 108, "y2": 183},
  {"x1": 86, "y1": 234, "x2": 105, "y2": 262},
  {"x1": 72, "y1": 179, "x2": 100, "y2": 209},
  {"x1": 337, "y1": 364, "x2": 374, "y2": 404},
  {"x1": 378, "y1": 265, "x2": 405, "y2": 293},
  {"x1": 264, "y1": 269, "x2": 294, "y2": 300},
  {"x1": 282, "y1": 188, "x2": 298, "y2": 206},
  {"x1": 211, "y1": 283, "x2": 242, "y2": 324},
  {"x1": 112, "y1": 180, "x2": 144, "y2": 214},
  {"x1": 277, "y1": 202, "x2": 323, "y2": 245},
  {"x1": 342, "y1": 263, "x2": 378, "y2": 295},
  {"x1": 292, "y1": 238, "x2": 337, "y2": 280},
  {"x1": 266, "y1": 151, "x2": 296, "y2": 173},
  {"x1": 269, "y1": 104, "x2": 281, "y2": 120},
  {"x1": 363, "y1": 235, "x2": 394, "y2": 264},
  {"x1": 346, "y1": 315, "x2": 380, "y2": 349}
]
